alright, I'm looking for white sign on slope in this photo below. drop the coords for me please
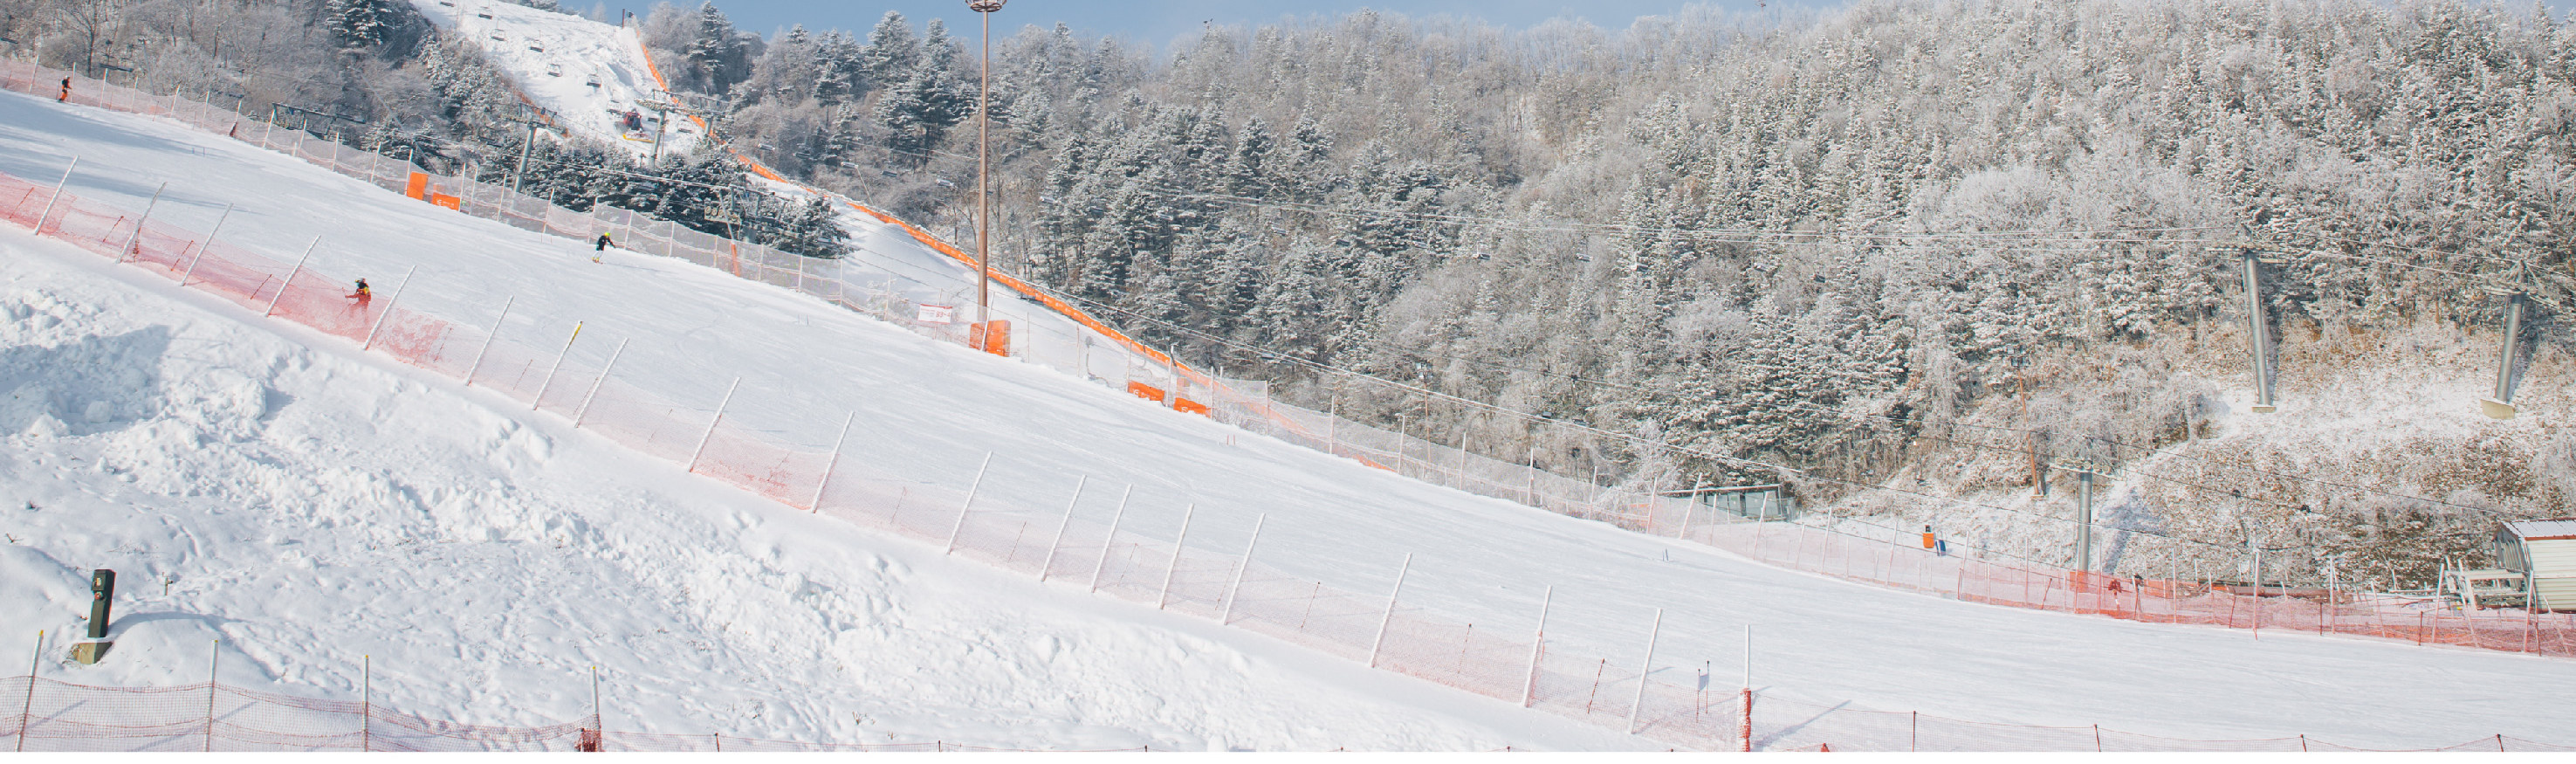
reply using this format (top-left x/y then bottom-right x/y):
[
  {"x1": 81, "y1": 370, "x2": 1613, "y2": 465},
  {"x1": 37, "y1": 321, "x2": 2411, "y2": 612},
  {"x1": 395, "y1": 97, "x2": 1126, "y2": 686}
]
[{"x1": 917, "y1": 304, "x2": 955, "y2": 325}]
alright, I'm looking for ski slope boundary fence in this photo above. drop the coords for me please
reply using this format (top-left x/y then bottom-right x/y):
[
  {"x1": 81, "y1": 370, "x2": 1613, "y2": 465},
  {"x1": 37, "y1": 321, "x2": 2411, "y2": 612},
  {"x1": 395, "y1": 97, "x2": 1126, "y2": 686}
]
[
  {"x1": 0, "y1": 675, "x2": 1138, "y2": 752},
  {"x1": 6, "y1": 165, "x2": 2576, "y2": 753}
]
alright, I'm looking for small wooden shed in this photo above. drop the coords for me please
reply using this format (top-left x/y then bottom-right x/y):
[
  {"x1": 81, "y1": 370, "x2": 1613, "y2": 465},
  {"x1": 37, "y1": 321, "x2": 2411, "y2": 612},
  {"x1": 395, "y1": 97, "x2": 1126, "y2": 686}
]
[{"x1": 2497, "y1": 520, "x2": 2576, "y2": 612}]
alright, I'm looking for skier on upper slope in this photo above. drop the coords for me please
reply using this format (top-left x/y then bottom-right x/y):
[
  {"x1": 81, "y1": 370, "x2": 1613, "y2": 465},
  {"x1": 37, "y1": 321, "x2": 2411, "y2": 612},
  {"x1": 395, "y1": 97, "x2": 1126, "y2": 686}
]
[
  {"x1": 593, "y1": 232, "x2": 614, "y2": 263},
  {"x1": 58, "y1": 78, "x2": 69, "y2": 102}
]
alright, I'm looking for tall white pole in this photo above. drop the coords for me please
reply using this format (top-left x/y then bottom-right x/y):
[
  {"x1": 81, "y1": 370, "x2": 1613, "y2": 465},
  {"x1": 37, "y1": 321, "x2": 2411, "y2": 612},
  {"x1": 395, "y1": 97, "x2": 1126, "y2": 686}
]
[
  {"x1": 972, "y1": 5, "x2": 994, "y2": 347},
  {"x1": 808, "y1": 412, "x2": 858, "y2": 512},
  {"x1": 1038, "y1": 476, "x2": 1088, "y2": 581},
  {"x1": 359, "y1": 265, "x2": 417, "y2": 350},
  {"x1": 1367, "y1": 553, "x2": 1413, "y2": 669},
  {"x1": 113, "y1": 182, "x2": 168, "y2": 263},
  {"x1": 260, "y1": 237, "x2": 322, "y2": 317},
  {"x1": 684, "y1": 377, "x2": 740, "y2": 473},
  {"x1": 1218, "y1": 514, "x2": 1267, "y2": 624},
  {"x1": 571, "y1": 338, "x2": 628, "y2": 426},
  {"x1": 529, "y1": 321, "x2": 585, "y2": 410},
  {"x1": 1089, "y1": 486, "x2": 1132, "y2": 593},
  {"x1": 463, "y1": 296, "x2": 514, "y2": 387},
  {"x1": 1626, "y1": 608, "x2": 1664, "y2": 734},
  {"x1": 31, "y1": 157, "x2": 76, "y2": 234},
  {"x1": 175, "y1": 203, "x2": 234, "y2": 287},
  {"x1": 944, "y1": 451, "x2": 995, "y2": 554},
  {"x1": 1156, "y1": 504, "x2": 1196, "y2": 609},
  {"x1": 1522, "y1": 585, "x2": 1551, "y2": 708}
]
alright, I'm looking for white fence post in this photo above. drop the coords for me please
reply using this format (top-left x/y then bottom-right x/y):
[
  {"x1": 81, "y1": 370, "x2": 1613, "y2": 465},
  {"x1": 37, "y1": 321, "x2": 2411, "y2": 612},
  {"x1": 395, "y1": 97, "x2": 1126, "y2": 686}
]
[
  {"x1": 261, "y1": 237, "x2": 322, "y2": 317},
  {"x1": 1089, "y1": 486, "x2": 1132, "y2": 594},
  {"x1": 1038, "y1": 476, "x2": 1088, "y2": 582},
  {"x1": 359, "y1": 265, "x2": 416, "y2": 350},
  {"x1": 463, "y1": 296, "x2": 514, "y2": 387},
  {"x1": 176, "y1": 203, "x2": 234, "y2": 287},
  {"x1": 684, "y1": 378, "x2": 742, "y2": 473},
  {"x1": 1522, "y1": 585, "x2": 1552, "y2": 707},
  {"x1": 529, "y1": 321, "x2": 585, "y2": 410},
  {"x1": 1626, "y1": 608, "x2": 1664, "y2": 734},
  {"x1": 1219, "y1": 514, "x2": 1266, "y2": 624},
  {"x1": 31, "y1": 156, "x2": 76, "y2": 234},
  {"x1": 113, "y1": 182, "x2": 168, "y2": 263},
  {"x1": 1155, "y1": 504, "x2": 1197, "y2": 609},
  {"x1": 571, "y1": 338, "x2": 628, "y2": 427},
  {"x1": 808, "y1": 411, "x2": 857, "y2": 512},
  {"x1": 943, "y1": 451, "x2": 995, "y2": 554},
  {"x1": 1368, "y1": 553, "x2": 1413, "y2": 669}
]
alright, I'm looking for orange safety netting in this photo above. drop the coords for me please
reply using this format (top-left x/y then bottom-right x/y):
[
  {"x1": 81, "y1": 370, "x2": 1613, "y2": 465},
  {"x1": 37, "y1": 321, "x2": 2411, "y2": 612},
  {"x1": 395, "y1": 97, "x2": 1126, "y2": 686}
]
[{"x1": 0, "y1": 675, "x2": 1137, "y2": 752}]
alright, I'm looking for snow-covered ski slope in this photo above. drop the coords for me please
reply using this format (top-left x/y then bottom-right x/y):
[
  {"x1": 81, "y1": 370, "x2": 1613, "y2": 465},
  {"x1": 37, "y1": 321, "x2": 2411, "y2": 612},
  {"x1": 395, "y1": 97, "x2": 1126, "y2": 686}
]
[
  {"x1": 0, "y1": 90, "x2": 1631, "y2": 751},
  {"x1": 402, "y1": 0, "x2": 1180, "y2": 403},
  {"x1": 411, "y1": 1, "x2": 703, "y2": 160},
  {"x1": 4, "y1": 69, "x2": 2576, "y2": 750}
]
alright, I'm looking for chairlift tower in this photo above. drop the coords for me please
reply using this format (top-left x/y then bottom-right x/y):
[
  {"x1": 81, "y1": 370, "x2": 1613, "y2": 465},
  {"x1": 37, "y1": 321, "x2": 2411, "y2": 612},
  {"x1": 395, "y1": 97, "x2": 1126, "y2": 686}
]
[
  {"x1": 2055, "y1": 459, "x2": 2109, "y2": 574},
  {"x1": 2236, "y1": 245, "x2": 2289, "y2": 413},
  {"x1": 2481, "y1": 262, "x2": 2530, "y2": 420}
]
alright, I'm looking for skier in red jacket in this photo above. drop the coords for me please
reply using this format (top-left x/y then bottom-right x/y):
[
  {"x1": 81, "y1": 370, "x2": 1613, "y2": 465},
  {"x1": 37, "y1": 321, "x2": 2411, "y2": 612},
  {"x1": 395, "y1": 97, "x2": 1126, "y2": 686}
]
[{"x1": 348, "y1": 278, "x2": 372, "y2": 306}]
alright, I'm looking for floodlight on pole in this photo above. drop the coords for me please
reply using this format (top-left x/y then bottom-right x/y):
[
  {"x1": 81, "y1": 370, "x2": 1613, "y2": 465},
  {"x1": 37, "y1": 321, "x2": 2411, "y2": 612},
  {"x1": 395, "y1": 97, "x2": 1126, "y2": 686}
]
[{"x1": 969, "y1": 0, "x2": 1005, "y2": 352}]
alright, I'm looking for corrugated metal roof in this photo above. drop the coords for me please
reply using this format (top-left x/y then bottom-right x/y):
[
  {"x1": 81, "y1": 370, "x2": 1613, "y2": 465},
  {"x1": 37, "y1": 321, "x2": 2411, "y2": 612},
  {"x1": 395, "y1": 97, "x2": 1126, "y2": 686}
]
[{"x1": 2506, "y1": 520, "x2": 2576, "y2": 540}]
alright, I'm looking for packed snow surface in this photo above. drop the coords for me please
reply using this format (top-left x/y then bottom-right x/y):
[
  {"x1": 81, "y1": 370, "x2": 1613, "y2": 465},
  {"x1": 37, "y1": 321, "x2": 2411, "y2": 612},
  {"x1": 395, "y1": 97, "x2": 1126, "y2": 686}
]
[{"x1": 4, "y1": 76, "x2": 2576, "y2": 749}]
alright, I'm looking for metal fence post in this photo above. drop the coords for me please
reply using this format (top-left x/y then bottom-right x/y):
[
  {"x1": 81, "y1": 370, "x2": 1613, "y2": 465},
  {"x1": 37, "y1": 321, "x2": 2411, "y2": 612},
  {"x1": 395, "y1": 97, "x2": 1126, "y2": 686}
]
[
  {"x1": 31, "y1": 157, "x2": 75, "y2": 234},
  {"x1": 359, "y1": 265, "x2": 416, "y2": 350},
  {"x1": 943, "y1": 452, "x2": 995, "y2": 554},
  {"x1": 113, "y1": 182, "x2": 167, "y2": 263},
  {"x1": 1368, "y1": 554, "x2": 1413, "y2": 669},
  {"x1": 175, "y1": 203, "x2": 233, "y2": 287},
  {"x1": 1218, "y1": 514, "x2": 1266, "y2": 624},
  {"x1": 1522, "y1": 586, "x2": 1551, "y2": 708},
  {"x1": 260, "y1": 237, "x2": 322, "y2": 317},
  {"x1": 1626, "y1": 609, "x2": 1664, "y2": 734},
  {"x1": 1089, "y1": 486, "x2": 1133, "y2": 593},
  {"x1": 808, "y1": 412, "x2": 857, "y2": 512},
  {"x1": 463, "y1": 296, "x2": 514, "y2": 387},
  {"x1": 1155, "y1": 504, "x2": 1196, "y2": 609},
  {"x1": 1038, "y1": 477, "x2": 1088, "y2": 581},
  {"x1": 684, "y1": 378, "x2": 740, "y2": 473},
  {"x1": 529, "y1": 321, "x2": 585, "y2": 410},
  {"x1": 571, "y1": 339, "x2": 628, "y2": 426}
]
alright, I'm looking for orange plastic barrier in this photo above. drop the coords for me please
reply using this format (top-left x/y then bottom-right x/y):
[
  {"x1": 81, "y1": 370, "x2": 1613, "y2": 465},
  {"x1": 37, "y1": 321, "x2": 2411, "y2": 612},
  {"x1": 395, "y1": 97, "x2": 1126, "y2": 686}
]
[
  {"x1": 970, "y1": 320, "x2": 1008, "y2": 356},
  {"x1": 1175, "y1": 398, "x2": 1209, "y2": 416},
  {"x1": 404, "y1": 172, "x2": 429, "y2": 200},
  {"x1": 1125, "y1": 381, "x2": 1165, "y2": 403}
]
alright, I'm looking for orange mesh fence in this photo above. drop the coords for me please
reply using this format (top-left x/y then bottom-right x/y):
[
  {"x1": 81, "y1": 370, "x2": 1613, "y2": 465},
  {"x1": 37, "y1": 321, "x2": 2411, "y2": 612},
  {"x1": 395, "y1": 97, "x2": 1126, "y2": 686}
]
[
  {"x1": 0, "y1": 675, "x2": 1127, "y2": 752},
  {"x1": 1693, "y1": 520, "x2": 2576, "y2": 659}
]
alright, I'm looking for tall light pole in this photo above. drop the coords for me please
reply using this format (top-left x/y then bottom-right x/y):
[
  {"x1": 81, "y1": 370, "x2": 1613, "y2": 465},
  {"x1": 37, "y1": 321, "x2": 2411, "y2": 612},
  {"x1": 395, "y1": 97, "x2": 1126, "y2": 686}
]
[{"x1": 968, "y1": 0, "x2": 1005, "y2": 352}]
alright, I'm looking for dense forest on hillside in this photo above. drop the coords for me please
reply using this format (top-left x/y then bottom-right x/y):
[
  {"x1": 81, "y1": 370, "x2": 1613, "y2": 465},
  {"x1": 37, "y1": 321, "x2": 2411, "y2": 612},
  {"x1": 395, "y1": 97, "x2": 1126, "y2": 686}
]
[{"x1": 7, "y1": 0, "x2": 2574, "y2": 584}]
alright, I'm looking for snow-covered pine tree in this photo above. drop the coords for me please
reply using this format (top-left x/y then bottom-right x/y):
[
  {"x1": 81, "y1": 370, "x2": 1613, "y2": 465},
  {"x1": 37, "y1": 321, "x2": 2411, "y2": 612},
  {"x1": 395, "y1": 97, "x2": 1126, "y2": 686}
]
[{"x1": 323, "y1": 0, "x2": 402, "y2": 50}]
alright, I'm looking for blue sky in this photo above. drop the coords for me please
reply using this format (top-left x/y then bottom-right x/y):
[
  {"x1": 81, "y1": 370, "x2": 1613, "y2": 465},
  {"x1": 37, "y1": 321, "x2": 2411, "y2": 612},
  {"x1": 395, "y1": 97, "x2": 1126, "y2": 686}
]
[{"x1": 620, "y1": 1, "x2": 1783, "y2": 50}]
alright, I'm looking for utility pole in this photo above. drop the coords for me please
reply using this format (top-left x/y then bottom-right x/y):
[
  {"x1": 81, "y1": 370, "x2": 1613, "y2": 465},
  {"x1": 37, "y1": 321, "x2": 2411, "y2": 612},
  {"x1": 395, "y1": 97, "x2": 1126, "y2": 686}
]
[{"x1": 967, "y1": 0, "x2": 1006, "y2": 351}]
